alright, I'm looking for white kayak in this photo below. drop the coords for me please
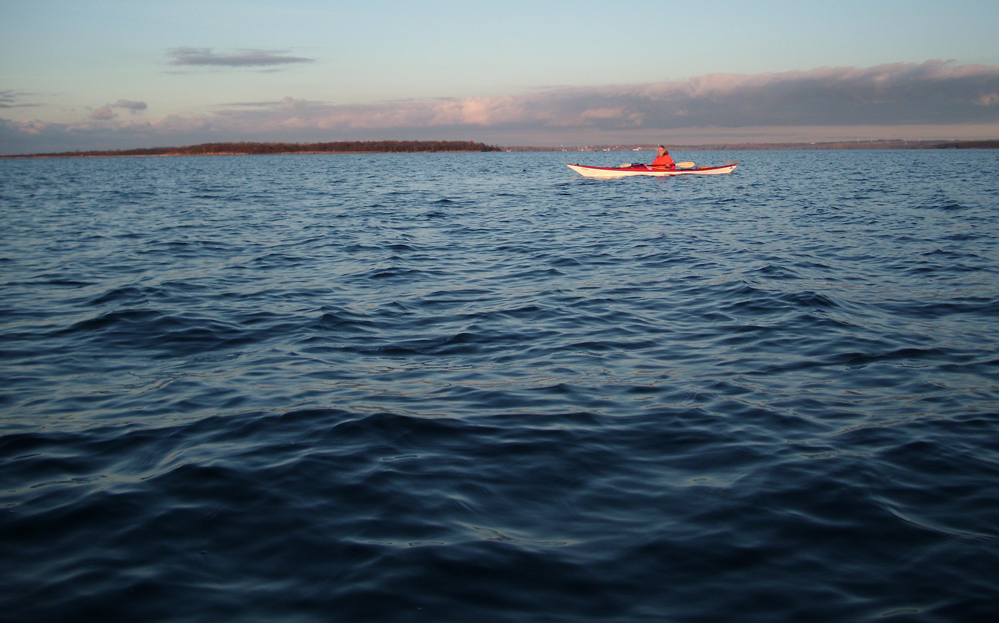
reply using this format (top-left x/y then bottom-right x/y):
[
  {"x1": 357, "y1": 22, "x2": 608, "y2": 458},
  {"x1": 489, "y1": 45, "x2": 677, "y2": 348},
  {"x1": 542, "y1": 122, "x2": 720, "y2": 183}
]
[{"x1": 567, "y1": 161, "x2": 738, "y2": 178}]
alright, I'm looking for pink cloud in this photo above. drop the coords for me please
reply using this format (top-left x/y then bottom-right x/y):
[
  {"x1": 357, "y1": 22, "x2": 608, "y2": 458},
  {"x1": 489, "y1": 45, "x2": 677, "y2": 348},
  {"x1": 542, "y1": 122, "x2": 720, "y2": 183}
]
[
  {"x1": 4, "y1": 61, "x2": 999, "y2": 153},
  {"x1": 90, "y1": 106, "x2": 116, "y2": 121}
]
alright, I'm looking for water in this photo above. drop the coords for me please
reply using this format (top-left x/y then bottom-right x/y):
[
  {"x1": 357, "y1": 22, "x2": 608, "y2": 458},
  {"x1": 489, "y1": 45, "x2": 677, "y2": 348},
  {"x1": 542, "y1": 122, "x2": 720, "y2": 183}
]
[{"x1": 2, "y1": 150, "x2": 998, "y2": 622}]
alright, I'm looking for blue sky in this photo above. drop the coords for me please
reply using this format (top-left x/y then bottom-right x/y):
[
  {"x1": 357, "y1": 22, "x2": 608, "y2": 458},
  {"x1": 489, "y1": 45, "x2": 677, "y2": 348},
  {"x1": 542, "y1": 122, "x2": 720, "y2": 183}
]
[{"x1": 3, "y1": 0, "x2": 999, "y2": 153}]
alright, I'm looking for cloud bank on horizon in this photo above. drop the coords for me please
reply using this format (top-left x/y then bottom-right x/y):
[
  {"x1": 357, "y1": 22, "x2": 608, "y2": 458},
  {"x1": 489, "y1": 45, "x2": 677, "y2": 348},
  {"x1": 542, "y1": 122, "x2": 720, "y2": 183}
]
[{"x1": 4, "y1": 61, "x2": 999, "y2": 153}]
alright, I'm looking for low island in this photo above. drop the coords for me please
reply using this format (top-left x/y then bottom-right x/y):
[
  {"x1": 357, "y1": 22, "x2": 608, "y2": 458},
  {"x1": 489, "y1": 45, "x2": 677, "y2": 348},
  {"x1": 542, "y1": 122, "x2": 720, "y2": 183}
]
[{"x1": 2, "y1": 140, "x2": 503, "y2": 159}]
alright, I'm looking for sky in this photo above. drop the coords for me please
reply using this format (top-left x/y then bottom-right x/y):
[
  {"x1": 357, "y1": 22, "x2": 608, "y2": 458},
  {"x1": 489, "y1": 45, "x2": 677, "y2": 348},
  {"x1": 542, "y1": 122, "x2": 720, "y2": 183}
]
[{"x1": 2, "y1": 0, "x2": 999, "y2": 153}]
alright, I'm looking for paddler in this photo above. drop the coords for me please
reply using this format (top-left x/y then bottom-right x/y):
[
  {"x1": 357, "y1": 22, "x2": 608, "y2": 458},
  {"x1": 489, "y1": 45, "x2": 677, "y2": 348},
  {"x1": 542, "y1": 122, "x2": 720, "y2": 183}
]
[{"x1": 651, "y1": 145, "x2": 676, "y2": 170}]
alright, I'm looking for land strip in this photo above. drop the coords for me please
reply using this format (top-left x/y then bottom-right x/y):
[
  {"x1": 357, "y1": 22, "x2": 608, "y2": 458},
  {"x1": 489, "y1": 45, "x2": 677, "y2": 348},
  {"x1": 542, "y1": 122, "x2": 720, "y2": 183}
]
[
  {"x1": 506, "y1": 140, "x2": 999, "y2": 151},
  {"x1": 1, "y1": 140, "x2": 502, "y2": 159}
]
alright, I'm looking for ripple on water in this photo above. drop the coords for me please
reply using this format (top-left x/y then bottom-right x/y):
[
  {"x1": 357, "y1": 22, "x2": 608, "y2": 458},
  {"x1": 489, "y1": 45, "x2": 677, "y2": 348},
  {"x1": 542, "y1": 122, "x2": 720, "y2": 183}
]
[{"x1": 2, "y1": 150, "x2": 999, "y2": 621}]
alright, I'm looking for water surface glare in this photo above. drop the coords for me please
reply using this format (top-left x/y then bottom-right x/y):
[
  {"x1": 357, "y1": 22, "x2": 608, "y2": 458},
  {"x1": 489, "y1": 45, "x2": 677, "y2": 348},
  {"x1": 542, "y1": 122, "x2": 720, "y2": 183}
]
[{"x1": 2, "y1": 150, "x2": 999, "y2": 622}]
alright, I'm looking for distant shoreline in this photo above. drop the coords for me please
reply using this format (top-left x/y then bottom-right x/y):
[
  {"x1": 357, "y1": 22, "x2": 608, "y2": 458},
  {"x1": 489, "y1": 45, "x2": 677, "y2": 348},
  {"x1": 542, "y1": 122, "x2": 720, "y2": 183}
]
[
  {"x1": 0, "y1": 140, "x2": 502, "y2": 160},
  {"x1": 2, "y1": 139, "x2": 997, "y2": 159},
  {"x1": 506, "y1": 139, "x2": 999, "y2": 152}
]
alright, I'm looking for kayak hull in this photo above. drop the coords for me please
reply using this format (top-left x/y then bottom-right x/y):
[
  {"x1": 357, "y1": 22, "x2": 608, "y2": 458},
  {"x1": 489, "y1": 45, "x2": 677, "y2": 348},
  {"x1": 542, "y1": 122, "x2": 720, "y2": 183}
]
[{"x1": 567, "y1": 162, "x2": 737, "y2": 178}]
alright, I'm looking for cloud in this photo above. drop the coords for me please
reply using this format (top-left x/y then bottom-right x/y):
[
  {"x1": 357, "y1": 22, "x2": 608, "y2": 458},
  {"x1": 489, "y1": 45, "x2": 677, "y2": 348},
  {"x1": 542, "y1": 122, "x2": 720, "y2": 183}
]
[
  {"x1": 197, "y1": 61, "x2": 999, "y2": 134},
  {"x1": 4, "y1": 118, "x2": 49, "y2": 135},
  {"x1": 115, "y1": 99, "x2": 147, "y2": 112},
  {"x1": 166, "y1": 47, "x2": 315, "y2": 68},
  {"x1": 4, "y1": 61, "x2": 999, "y2": 153},
  {"x1": 0, "y1": 90, "x2": 42, "y2": 109},
  {"x1": 87, "y1": 99, "x2": 147, "y2": 120},
  {"x1": 90, "y1": 106, "x2": 116, "y2": 120}
]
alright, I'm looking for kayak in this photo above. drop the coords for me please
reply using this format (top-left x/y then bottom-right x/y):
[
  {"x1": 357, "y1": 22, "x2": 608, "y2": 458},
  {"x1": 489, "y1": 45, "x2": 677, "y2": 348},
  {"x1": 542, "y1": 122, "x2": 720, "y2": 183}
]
[{"x1": 567, "y1": 161, "x2": 738, "y2": 178}]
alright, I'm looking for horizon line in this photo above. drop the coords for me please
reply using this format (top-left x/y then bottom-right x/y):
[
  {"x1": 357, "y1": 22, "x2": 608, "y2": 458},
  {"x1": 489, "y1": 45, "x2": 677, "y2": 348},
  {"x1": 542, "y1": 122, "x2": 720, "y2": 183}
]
[{"x1": 3, "y1": 138, "x2": 999, "y2": 160}]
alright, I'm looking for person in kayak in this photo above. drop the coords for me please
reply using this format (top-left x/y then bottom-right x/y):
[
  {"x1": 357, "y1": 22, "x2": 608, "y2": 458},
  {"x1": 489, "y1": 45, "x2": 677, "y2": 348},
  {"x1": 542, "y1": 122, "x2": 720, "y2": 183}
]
[{"x1": 651, "y1": 145, "x2": 676, "y2": 169}]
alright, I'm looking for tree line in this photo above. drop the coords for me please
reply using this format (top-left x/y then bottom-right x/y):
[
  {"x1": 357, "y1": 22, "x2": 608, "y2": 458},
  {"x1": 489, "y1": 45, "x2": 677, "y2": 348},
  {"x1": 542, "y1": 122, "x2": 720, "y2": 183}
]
[{"x1": 6, "y1": 140, "x2": 503, "y2": 159}]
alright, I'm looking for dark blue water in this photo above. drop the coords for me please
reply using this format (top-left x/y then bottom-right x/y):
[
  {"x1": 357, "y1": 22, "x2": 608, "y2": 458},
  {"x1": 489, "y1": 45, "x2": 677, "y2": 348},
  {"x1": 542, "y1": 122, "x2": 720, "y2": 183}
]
[{"x1": 2, "y1": 150, "x2": 998, "y2": 622}]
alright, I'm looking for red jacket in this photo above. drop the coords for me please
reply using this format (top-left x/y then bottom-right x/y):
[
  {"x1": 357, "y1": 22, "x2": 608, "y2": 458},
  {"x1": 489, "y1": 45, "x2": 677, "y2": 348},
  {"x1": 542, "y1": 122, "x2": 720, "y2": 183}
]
[{"x1": 652, "y1": 153, "x2": 675, "y2": 168}]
